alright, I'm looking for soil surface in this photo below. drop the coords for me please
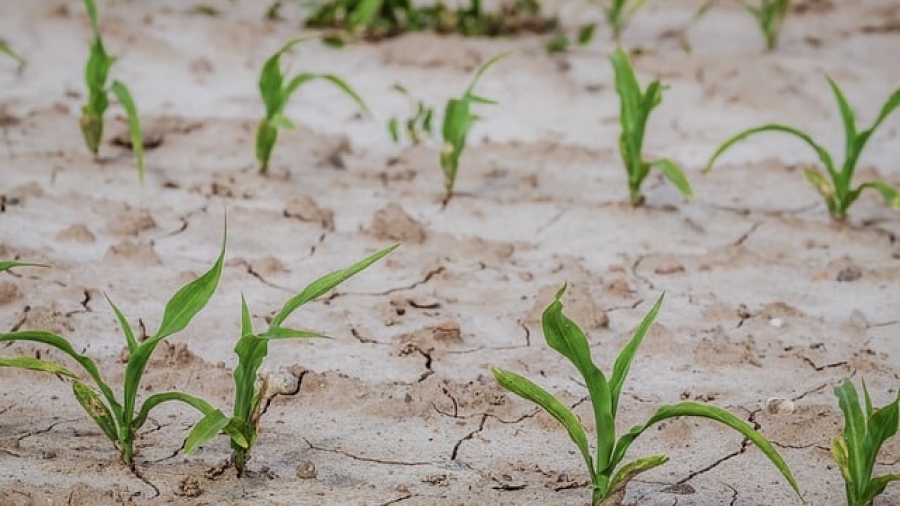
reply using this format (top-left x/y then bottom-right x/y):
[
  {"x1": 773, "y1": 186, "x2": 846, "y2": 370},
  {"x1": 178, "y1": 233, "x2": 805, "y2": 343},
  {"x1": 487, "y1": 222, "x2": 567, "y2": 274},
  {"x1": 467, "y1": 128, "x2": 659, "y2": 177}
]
[{"x1": 2, "y1": 1, "x2": 900, "y2": 505}]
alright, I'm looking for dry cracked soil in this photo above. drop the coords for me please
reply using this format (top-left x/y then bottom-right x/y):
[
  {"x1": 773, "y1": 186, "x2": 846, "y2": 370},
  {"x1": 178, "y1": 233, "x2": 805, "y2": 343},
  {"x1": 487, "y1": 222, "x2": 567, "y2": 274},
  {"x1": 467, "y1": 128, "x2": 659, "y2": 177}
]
[{"x1": 1, "y1": 0, "x2": 900, "y2": 505}]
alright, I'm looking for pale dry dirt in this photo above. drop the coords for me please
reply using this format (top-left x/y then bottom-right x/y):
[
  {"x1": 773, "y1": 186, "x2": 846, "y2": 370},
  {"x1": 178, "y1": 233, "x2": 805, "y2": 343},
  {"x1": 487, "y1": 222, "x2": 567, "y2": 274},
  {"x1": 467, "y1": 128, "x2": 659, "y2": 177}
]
[{"x1": 1, "y1": 1, "x2": 900, "y2": 505}]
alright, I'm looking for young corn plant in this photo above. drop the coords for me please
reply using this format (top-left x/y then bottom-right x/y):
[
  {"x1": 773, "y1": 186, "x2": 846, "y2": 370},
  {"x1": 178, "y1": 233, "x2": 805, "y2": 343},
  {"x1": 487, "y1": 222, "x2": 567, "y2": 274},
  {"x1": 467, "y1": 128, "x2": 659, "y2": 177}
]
[
  {"x1": 388, "y1": 84, "x2": 434, "y2": 145},
  {"x1": 610, "y1": 48, "x2": 692, "y2": 206},
  {"x1": 684, "y1": 0, "x2": 789, "y2": 51},
  {"x1": 80, "y1": 0, "x2": 145, "y2": 181},
  {"x1": 833, "y1": 379, "x2": 900, "y2": 506},
  {"x1": 440, "y1": 52, "x2": 508, "y2": 205},
  {"x1": 185, "y1": 245, "x2": 397, "y2": 476},
  {"x1": 705, "y1": 75, "x2": 900, "y2": 221},
  {"x1": 0, "y1": 231, "x2": 228, "y2": 469},
  {"x1": 256, "y1": 37, "x2": 368, "y2": 174},
  {"x1": 492, "y1": 286, "x2": 801, "y2": 506},
  {"x1": 605, "y1": 0, "x2": 651, "y2": 40}
]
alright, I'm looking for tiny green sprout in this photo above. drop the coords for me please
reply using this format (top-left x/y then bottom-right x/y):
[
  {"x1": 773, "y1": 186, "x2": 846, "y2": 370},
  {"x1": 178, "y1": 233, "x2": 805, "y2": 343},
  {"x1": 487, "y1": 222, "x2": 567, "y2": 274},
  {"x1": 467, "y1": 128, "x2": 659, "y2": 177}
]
[
  {"x1": 684, "y1": 0, "x2": 789, "y2": 51},
  {"x1": 705, "y1": 75, "x2": 900, "y2": 221},
  {"x1": 80, "y1": 0, "x2": 145, "y2": 182},
  {"x1": 256, "y1": 37, "x2": 369, "y2": 174},
  {"x1": 0, "y1": 261, "x2": 47, "y2": 273},
  {"x1": 545, "y1": 23, "x2": 597, "y2": 53},
  {"x1": 0, "y1": 227, "x2": 228, "y2": 469},
  {"x1": 185, "y1": 245, "x2": 396, "y2": 476},
  {"x1": 440, "y1": 51, "x2": 509, "y2": 205},
  {"x1": 605, "y1": 0, "x2": 651, "y2": 41},
  {"x1": 610, "y1": 47, "x2": 692, "y2": 206},
  {"x1": 0, "y1": 40, "x2": 25, "y2": 66},
  {"x1": 833, "y1": 379, "x2": 900, "y2": 506},
  {"x1": 492, "y1": 286, "x2": 801, "y2": 506},
  {"x1": 387, "y1": 84, "x2": 434, "y2": 145}
]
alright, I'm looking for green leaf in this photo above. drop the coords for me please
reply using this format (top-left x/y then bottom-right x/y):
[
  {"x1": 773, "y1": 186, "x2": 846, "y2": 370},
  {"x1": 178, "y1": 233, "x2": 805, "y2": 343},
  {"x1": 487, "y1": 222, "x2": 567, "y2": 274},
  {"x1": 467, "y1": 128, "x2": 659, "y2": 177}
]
[
  {"x1": 609, "y1": 294, "x2": 663, "y2": 415},
  {"x1": 0, "y1": 261, "x2": 47, "y2": 273},
  {"x1": 269, "y1": 245, "x2": 396, "y2": 328},
  {"x1": 0, "y1": 356, "x2": 78, "y2": 378},
  {"x1": 803, "y1": 168, "x2": 834, "y2": 199},
  {"x1": 862, "y1": 474, "x2": 900, "y2": 505},
  {"x1": 256, "y1": 119, "x2": 278, "y2": 173},
  {"x1": 545, "y1": 34, "x2": 569, "y2": 54},
  {"x1": 857, "y1": 180, "x2": 900, "y2": 209},
  {"x1": 832, "y1": 436, "x2": 852, "y2": 485},
  {"x1": 72, "y1": 381, "x2": 119, "y2": 443},
  {"x1": 109, "y1": 81, "x2": 144, "y2": 183},
  {"x1": 269, "y1": 113, "x2": 295, "y2": 130},
  {"x1": 492, "y1": 367, "x2": 595, "y2": 477},
  {"x1": 184, "y1": 410, "x2": 230, "y2": 455},
  {"x1": 133, "y1": 391, "x2": 223, "y2": 433},
  {"x1": 107, "y1": 295, "x2": 138, "y2": 354},
  {"x1": 615, "y1": 402, "x2": 801, "y2": 497},
  {"x1": 835, "y1": 380, "x2": 868, "y2": 495},
  {"x1": 307, "y1": 74, "x2": 371, "y2": 116},
  {"x1": 233, "y1": 296, "x2": 266, "y2": 429},
  {"x1": 388, "y1": 117, "x2": 400, "y2": 143},
  {"x1": 577, "y1": 23, "x2": 596, "y2": 45},
  {"x1": 542, "y1": 285, "x2": 614, "y2": 473},
  {"x1": 348, "y1": 0, "x2": 385, "y2": 29},
  {"x1": 652, "y1": 159, "x2": 693, "y2": 199},
  {"x1": 0, "y1": 330, "x2": 119, "y2": 413},
  {"x1": 464, "y1": 51, "x2": 511, "y2": 95},
  {"x1": 82, "y1": 0, "x2": 101, "y2": 35},
  {"x1": 152, "y1": 226, "x2": 226, "y2": 341},
  {"x1": 258, "y1": 327, "x2": 329, "y2": 340},
  {"x1": 607, "y1": 454, "x2": 669, "y2": 499},
  {"x1": 705, "y1": 124, "x2": 837, "y2": 182},
  {"x1": 825, "y1": 75, "x2": 858, "y2": 162}
]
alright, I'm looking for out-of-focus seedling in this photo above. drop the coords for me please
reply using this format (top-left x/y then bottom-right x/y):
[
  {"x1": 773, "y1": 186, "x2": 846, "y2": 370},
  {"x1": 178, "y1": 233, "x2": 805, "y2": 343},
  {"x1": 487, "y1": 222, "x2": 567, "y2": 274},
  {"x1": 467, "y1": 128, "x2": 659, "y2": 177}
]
[
  {"x1": 684, "y1": 0, "x2": 789, "y2": 51},
  {"x1": 80, "y1": 0, "x2": 145, "y2": 181},
  {"x1": 440, "y1": 51, "x2": 509, "y2": 205},
  {"x1": 604, "y1": 0, "x2": 651, "y2": 41},
  {"x1": 705, "y1": 75, "x2": 900, "y2": 220},
  {"x1": 492, "y1": 286, "x2": 801, "y2": 506},
  {"x1": 833, "y1": 379, "x2": 900, "y2": 506},
  {"x1": 255, "y1": 37, "x2": 368, "y2": 174},
  {"x1": 0, "y1": 229, "x2": 230, "y2": 469},
  {"x1": 610, "y1": 47, "x2": 692, "y2": 206},
  {"x1": 388, "y1": 84, "x2": 434, "y2": 145},
  {"x1": 185, "y1": 245, "x2": 397, "y2": 476},
  {"x1": 0, "y1": 40, "x2": 24, "y2": 66}
]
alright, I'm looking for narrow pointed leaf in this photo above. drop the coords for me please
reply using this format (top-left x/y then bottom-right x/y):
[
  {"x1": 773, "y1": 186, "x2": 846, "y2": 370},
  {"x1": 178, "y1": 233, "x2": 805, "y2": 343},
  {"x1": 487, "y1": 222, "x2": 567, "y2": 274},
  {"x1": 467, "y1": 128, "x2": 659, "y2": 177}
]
[
  {"x1": 492, "y1": 367, "x2": 595, "y2": 477},
  {"x1": 0, "y1": 261, "x2": 47, "y2": 273},
  {"x1": 652, "y1": 160, "x2": 692, "y2": 199},
  {"x1": 0, "y1": 356, "x2": 78, "y2": 377},
  {"x1": 608, "y1": 454, "x2": 669, "y2": 497},
  {"x1": 72, "y1": 381, "x2": 118, "y2": 443},
  {"x1": 857, "y1": 181, "x2": 900, "y2": 209},
  {"x1": 184, "y1": 410, "x2": 230, "y2": 455},
  {"x1": 269, "y1": 245, "x2": 396, "y2": 328},
  {"x1": 133, "y1": 391, "x2": 223, "y2": 432},
  {"x1": 107, "y1": 295, "x2": 137, "y2": 353},
  {"x1": 609, "y1": 294, "x2": 663, "y2": 414},
  {"x1": 259, "y1": 327, "x2": 330, "y2": 340},
  {"x1": 110, "y1": 81, "x2": 144, "y2": 183}
]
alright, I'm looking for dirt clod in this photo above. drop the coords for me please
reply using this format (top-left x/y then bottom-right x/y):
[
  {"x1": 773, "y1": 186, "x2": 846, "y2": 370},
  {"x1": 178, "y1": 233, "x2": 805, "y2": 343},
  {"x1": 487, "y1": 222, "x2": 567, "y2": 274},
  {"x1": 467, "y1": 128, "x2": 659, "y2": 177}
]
[{"x1": 369, "y1": 203, "x2": 426, "y2": 243}]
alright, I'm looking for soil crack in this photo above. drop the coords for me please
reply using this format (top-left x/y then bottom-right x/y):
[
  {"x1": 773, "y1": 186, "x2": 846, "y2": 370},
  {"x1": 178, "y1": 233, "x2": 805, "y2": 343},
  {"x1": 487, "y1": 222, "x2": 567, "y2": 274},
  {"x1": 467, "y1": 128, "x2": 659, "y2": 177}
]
[
  {"x1": 303, "y1": 437, "x2": 435, "y2": 466},
  {"x1": 450, "y1": 413, "x2": 487, "y2": 461}
]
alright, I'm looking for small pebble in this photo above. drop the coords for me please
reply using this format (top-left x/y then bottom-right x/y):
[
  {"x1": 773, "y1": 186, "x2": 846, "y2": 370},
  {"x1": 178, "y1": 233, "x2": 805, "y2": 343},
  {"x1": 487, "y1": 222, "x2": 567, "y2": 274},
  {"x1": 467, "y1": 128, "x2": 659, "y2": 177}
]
[
  {"x1": 766, "y1": 397, "x2": 796, "y2": 415},
  {"x1": 769, "y1": 317, "x2": 784, "y2": 328}
]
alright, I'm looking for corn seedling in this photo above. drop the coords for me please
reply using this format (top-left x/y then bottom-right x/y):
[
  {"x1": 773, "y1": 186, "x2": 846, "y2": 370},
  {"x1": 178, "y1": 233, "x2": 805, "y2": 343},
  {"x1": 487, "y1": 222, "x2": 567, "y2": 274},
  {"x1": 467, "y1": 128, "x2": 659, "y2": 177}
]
[
  {"x1": 684, "y1": 0, "x2": 789, "y2": 51},
  {"x1": 388, "y1": 84, "x2": 434, "y2": 145},
  {"x1": 185, "y1": 245, "x2": 397, "y2": 476},
  {"x1": 604, "y1": 0, "x2": 651, "y2": 40},
  {"x1": 610, "y1": 48, "x2": 692, "y2": 206},
  {"x1": 833, "y1": 379, "x2": 900, "y2": 506},
  {"x1": 0, "y1": 261, "x2": 46, "y2": 274},
  {"x1": 0, "y1": 230, "x2": 228, "y2": 468},
  {"x1": 80, "y1": 0, "x2": 144, "y2": 182},
  {"x1": 0, "y1": 40, "x2": 24, "y2": 66},
  {"x1": 546, "y1": 23, "x2": 597, "y2": 53},
  {"x1": 256, "y1": 37, "x2": 369, "y2": 174},
  {"x1": 440, "y1": 52, "x2": 508, "y2": 205},
  {"x1": 492, "y1": 286, "x2": 801, "y2": 506},
  {"x1": 705, "y1": 75, "x2": 900, "y2": 221},
  {"x1": 306, "y1": 0, "x2": 556, "y2": 41}
]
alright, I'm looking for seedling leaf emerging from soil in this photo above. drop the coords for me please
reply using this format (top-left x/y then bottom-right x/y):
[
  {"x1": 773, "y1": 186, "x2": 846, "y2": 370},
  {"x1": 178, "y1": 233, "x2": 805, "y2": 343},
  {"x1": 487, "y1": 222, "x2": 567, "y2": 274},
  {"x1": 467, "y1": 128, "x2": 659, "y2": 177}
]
[
  {"x1": 610, "y1": 48, "x2": 692, "y2": 206},
  {"x1": 80, "y1": 0, "x2": 145, "y2": 181},
  {"x1": 605, "y1": 0, "x2": 651, "y2": 40},
  {"x1": 256, "y1": 37, "x2": 369, "y2": 174},
  {"x1": 388, "y1": 84, "x2": 434, "y2": 145},
  {"x1": 185, "y1": 245, "x2": 397, "y2": 476},
  {"x1": 492, "y1": 286, "x2": 801, "y2": 505},
  {"x1": 0, "y1": 229, "x2": 228, "y2": 468},
  {"x1": 833, "y1": 379, "x2": 900, "y2": 506},
  {"x1": 440, "y1": 51, "x2": 509, "y2": 204},
  {"x1": 705, "y1": 75, "x2": 900, "y2": 220},
  {"x1": 0, "y1": 40, "x2": 24, "y2": 66},
  {"x1": 684, "y1": 0, "x2": 789, "y2": 51}
]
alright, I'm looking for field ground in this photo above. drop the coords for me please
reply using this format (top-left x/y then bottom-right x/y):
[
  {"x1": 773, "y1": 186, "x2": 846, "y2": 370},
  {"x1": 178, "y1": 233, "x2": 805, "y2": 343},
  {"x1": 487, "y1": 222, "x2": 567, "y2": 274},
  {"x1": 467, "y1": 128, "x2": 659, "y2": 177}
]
[{"x1": 1, "y1": 0, "x2": 899, "y2": 504}]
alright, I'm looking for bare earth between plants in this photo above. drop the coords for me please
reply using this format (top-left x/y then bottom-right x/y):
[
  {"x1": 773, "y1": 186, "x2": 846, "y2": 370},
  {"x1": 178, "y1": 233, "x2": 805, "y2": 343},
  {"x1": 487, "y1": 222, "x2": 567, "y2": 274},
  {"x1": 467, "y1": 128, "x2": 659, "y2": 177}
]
[{"x1": 2, "y1": 1, "x2": 900, "y2": 505}]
